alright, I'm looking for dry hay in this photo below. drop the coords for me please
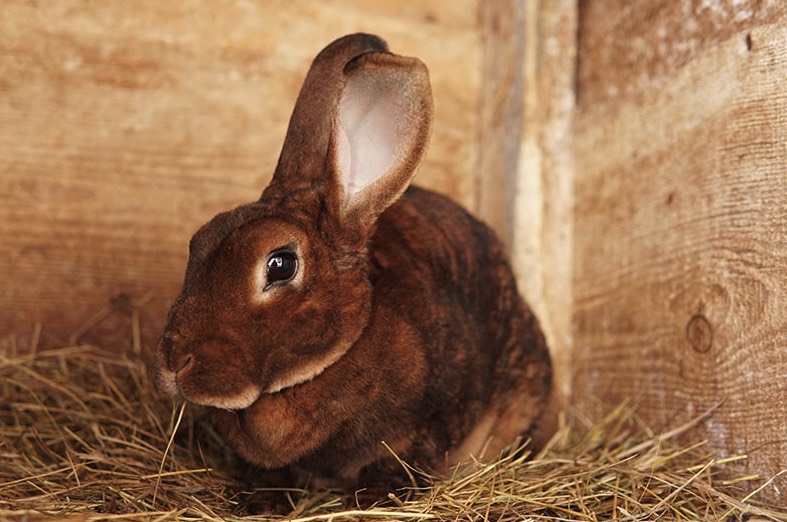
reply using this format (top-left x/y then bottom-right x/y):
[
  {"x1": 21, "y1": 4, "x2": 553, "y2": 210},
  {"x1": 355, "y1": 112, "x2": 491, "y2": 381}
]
[{"x1": 1, "y1": 340, "x2": 786, "y2": 521}]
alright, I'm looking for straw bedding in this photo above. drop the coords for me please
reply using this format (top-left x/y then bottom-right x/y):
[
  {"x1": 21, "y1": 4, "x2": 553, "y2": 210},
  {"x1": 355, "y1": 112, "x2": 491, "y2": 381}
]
[{"x1": 1, "y1": 339, "x2": 785, "y2": 521}]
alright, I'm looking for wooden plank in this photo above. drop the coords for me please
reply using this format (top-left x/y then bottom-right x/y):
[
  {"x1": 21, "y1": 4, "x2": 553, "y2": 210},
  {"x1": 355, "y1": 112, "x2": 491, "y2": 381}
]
[
  {"x1": 0, "y1": 1, "x2": 481, "y2": 348},
  {"x1": 476, "y1": 0, "x2": 525, "y2": 250},
  {"x1": 517, "y1": 0, "x2": 577, "y2": 407},
  {"x1": 574, "y1": 1, "x2": 787, "y2": 501}
]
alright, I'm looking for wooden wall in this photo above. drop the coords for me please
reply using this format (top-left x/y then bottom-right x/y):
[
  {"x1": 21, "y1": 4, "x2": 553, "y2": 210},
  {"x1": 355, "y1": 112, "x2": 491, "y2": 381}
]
[
  {"x1": 0, "y1": 1, "x2": 495, "y2": 351},
  {"x1": 573, "y1": 0, "x2": 787, "y2": 500}
]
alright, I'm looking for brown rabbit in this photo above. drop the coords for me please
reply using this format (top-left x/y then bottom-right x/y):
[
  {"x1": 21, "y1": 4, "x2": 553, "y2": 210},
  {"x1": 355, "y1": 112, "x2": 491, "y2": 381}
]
[{"x1": 152, "y1": 33, "x2": 551, "y2": 507}]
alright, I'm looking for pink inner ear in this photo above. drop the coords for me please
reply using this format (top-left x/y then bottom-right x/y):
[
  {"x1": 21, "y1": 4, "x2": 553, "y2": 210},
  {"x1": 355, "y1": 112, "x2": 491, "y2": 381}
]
[{"x1": 336, "y1": 72, "x2": 400, "y2": 207}]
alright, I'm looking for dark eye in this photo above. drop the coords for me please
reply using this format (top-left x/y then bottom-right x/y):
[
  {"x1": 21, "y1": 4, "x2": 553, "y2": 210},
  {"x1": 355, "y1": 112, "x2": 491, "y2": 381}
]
[{"x1": 266, "y1": 250, "x2": 298, "y2": 286}]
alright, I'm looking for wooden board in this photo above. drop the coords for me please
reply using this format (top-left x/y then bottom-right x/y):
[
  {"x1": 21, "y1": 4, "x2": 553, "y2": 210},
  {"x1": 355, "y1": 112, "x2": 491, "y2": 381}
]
[
  {"x1": 0, "y1": 1, "x2": 486, "y2": 349},
  {"x1": 518, "y1": 0, "x2": 577, "y2": 405},
  {"x1": 573, "y1": 1, "x2": 787, "y2": 501}
]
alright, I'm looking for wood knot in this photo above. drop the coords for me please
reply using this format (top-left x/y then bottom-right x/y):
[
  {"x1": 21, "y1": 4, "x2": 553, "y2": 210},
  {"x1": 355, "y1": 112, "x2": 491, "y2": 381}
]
[{"x1": 686, "y1": 314, "x2": 713, "y2": 353}]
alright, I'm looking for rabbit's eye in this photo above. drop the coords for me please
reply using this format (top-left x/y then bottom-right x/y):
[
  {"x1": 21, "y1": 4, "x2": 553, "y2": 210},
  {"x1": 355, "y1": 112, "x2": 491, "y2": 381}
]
[{"x1": 266, "y1": 251, "x2": 298, "y2": 286}]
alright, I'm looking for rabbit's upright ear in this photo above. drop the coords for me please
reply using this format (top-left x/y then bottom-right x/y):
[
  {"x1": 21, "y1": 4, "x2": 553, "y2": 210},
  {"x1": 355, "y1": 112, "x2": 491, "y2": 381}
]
[
  {"x1": 268, "y1": 34, "x2": 390, "y2": 196},
  {"x1": 331, "y1": 51, "x2": 433, "y2": 231},
  {"x1": 265, "y1": 34, "x2": 433, "y2": 233}
]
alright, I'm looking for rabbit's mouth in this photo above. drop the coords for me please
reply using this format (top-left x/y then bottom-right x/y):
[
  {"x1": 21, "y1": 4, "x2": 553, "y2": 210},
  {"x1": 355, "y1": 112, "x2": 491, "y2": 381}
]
[
  {"x1": 163, "y1": 368, "x2": 263, "y2": 411},
  {"x1": 151, "y1": 345, "x2": 263, "y2": 410}
]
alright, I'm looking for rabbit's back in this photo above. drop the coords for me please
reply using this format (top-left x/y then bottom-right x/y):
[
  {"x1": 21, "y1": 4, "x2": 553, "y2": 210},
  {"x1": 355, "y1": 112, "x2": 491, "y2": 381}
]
[{"x1": 368, "y1": 186, "x2": 551, "y2": 466}]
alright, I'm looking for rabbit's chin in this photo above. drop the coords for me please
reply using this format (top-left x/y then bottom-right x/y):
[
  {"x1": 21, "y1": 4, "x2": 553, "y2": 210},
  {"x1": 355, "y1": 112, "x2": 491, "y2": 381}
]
[
  {"x1": 176, "y1": 380, "x2": 263, "y2": 410},
  {"x1": 193, "y1": 385, "x2": 262, "y2": 410}
]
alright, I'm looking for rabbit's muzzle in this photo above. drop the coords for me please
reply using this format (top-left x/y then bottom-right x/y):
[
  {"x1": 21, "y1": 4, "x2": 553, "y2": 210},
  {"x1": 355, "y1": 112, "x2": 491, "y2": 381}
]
[{"x1": 152, "y1": 331, "x2": 263, "y2": 410}]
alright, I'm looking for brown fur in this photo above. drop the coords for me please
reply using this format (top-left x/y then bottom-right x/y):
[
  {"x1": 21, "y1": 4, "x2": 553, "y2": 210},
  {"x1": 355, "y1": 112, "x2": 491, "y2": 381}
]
[{"x1": 151, "y1": 33, "x2": 551, "y2": 508}]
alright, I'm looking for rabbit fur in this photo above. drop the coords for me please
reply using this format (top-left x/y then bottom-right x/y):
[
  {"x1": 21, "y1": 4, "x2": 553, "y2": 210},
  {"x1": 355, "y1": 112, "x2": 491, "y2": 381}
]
[{"x1": 152, "y1": 33, "x2": 551, "y2": 503}]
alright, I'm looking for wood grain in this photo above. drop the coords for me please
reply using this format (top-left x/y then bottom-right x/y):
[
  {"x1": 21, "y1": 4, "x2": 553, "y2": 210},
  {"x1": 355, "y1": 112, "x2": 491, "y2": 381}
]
[
  {"x1": 0, "y1": 1, "x2": 483, "y2": 349},
  {"x1": 574, "y1": 2, "x2": 787, "y2": 501}
]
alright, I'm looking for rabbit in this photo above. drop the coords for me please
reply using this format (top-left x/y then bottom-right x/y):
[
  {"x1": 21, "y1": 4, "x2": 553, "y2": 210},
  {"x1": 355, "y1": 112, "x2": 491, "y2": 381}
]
[{"x1": 152, "y1": 32, "x2": 552, "y2": 508}]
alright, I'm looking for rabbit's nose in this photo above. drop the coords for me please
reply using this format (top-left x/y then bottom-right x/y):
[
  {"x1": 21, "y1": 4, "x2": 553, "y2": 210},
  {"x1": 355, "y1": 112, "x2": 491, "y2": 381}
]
[
  {"x1": 173, "y1": 353, "x2": 193, "y2": 373},
  {"x1": 159, "y1": 331, "x2": 192, "y2": 372},
  {"x1": 160, "y1": 330, "x2": 181, "y2": 348}
]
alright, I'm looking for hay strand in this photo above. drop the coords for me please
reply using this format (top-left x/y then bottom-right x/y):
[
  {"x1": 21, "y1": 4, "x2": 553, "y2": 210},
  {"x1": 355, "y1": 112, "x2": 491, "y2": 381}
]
[{"x1": 1, "y1": 342, "x2": 785, "y2": 521}]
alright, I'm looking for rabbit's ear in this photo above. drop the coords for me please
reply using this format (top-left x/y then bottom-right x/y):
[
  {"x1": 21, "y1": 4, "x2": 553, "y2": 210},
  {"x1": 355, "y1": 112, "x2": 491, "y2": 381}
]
[
  {"x1": 331, "y1": 51, "x2": 433, "y2": 230},
  {"x1": 269, "y1": 34, "x2": 389, "y2": 195}
]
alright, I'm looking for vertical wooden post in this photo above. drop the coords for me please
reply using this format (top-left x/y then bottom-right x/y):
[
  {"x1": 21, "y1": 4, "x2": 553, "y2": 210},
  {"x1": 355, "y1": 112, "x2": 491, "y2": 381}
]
[
  {"x1": 480, "y1": 0, "x2": 578, "y2": 406},
  {"x1": 477, "y1": 0, "x2": 526, "y2": 251}
]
